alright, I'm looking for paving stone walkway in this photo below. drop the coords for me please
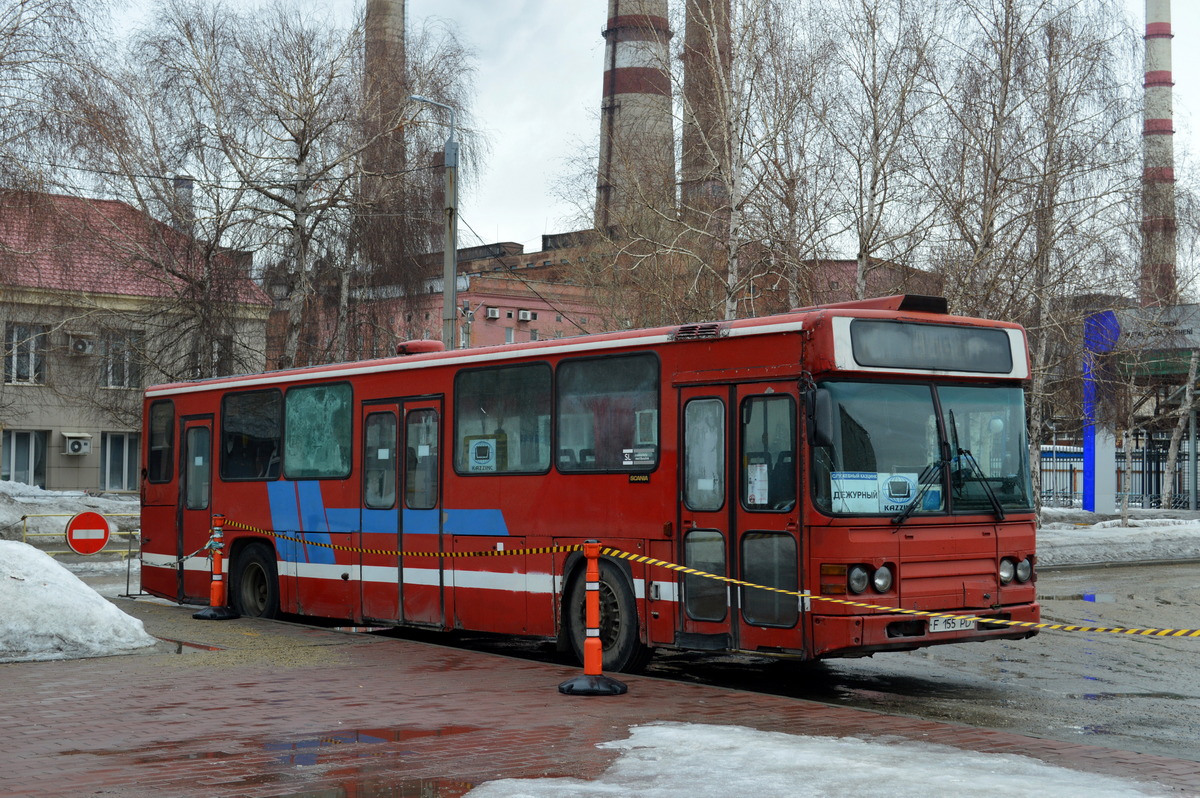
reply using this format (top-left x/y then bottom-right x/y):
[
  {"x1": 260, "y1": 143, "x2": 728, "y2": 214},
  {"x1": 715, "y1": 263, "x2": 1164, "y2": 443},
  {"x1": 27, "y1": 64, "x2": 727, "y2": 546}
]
[{"x1": 1, "y1": 599, "x2": 1197, "y2": 797}]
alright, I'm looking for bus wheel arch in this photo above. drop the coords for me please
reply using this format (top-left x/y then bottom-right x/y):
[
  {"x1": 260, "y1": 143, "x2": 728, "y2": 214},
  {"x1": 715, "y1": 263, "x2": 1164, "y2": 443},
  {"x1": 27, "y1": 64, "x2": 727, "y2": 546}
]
[
  {"x1": 563, "y1": 556, "x2": 652, "y2": 674},
  {"x1": 230, "y1": 540, "x2": 280, "y2": 619}
]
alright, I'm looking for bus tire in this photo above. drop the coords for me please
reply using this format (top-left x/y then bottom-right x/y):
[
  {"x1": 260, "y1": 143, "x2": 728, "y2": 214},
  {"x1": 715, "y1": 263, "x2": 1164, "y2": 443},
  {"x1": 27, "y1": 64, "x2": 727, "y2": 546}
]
[
  {"x1": 230, "y1": 543, "x2": 280, "y2": 618},
  {"x1": 565, "y1": 559, "x2": 652, "y2": 674}
]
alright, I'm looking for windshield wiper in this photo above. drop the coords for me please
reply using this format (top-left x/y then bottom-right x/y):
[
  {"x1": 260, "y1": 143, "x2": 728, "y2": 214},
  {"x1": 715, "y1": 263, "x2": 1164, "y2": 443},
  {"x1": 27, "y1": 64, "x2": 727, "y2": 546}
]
[
  {"x1": 956, "y1": 447, "x2": 1006, "y2": 521},
  {"x1": 947, "y1": 409, "x2": 1005, "y2": 521},
  {"x1": 892, "y1": 457, "x2": 943, "y2": 525}
]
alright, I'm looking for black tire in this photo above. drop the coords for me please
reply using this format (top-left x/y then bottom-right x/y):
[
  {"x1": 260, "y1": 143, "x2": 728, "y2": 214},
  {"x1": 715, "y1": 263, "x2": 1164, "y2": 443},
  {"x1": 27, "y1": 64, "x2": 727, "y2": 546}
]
[
  {"x1": 565, "y1": 559, "x2": 652, "y2": 673},
  {"x1": 230, "y1": 543, "x2": 279, "y2": 618}
]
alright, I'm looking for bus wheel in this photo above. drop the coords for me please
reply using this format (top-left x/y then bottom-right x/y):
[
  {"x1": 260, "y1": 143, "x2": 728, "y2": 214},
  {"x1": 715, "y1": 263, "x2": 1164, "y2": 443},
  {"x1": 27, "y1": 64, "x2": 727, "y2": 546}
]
[
  {"x1": 566, "y1": 560, "x2": 652, "y2": 674},
  {"x1": 231, "y1": 544, "x2": 279, "y2": 618}
]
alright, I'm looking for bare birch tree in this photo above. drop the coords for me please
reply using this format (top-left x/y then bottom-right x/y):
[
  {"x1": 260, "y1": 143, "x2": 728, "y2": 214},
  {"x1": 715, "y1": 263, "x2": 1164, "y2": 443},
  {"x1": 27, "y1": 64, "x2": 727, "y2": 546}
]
[{"x1": 820, "y1": 0, "x2": 940, "y2": 300}]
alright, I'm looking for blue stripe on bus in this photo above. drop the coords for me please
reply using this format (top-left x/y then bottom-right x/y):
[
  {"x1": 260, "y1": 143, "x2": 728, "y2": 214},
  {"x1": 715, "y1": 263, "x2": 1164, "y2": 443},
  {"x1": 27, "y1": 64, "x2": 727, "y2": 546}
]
[
  {"x1": 265, "y1": 482, "x2": 509, "y2": 562},
  {"x1": 266, "y1": 481, "x2": 334, "y2": 564},
  {"x1": 362, "y1": 508, "x2": 399, "y2": 535},
  {"x1": 403, "y1": 508, "x2": 440, "y2": 535},
  {"x1": 266, "y1": 482, "x2": 303, "y2": 562}
]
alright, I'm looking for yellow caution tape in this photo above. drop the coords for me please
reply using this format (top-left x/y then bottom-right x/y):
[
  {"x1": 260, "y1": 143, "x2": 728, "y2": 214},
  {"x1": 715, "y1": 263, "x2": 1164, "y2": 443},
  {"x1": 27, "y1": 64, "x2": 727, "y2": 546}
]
[{"x1": 220, "y1": 519, "x2": 1200, "y2": 639}]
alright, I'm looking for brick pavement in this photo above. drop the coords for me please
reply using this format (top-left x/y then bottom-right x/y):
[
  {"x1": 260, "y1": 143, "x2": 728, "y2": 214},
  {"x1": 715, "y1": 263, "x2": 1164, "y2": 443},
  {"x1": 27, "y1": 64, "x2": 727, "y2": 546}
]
[{"x1": 0, "y1": 598, "x2": 1197, "y2": 797}]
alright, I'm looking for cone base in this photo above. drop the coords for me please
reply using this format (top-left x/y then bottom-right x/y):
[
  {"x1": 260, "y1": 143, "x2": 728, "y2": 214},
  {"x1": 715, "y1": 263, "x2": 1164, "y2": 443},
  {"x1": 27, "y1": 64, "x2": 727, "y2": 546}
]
[
  {"x1": 192, "y1": 606, "x2": 241, "y2": 621},
  {"x1": 558, "y1": 674, "x2": 628, "y2": 696}
]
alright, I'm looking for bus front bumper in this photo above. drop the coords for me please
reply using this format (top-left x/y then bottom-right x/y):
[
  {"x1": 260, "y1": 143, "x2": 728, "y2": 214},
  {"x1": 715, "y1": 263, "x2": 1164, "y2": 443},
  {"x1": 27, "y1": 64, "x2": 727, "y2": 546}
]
[{"x1": 810, "y1": 602, "x2": 1041, "y2": 659}]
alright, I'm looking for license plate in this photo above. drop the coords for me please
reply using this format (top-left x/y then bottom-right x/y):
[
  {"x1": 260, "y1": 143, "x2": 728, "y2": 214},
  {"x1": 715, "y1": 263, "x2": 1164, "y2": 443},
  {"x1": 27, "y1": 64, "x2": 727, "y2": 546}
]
[{"x1": 929, "y1": 615, "x2": 976, "y2": 633}]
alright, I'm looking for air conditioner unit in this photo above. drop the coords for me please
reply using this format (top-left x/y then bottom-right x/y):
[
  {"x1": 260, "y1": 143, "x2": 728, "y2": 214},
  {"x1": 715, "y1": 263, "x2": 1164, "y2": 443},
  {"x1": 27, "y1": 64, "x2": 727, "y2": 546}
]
[
  {"x1": 485, "y1": 307, "x2": 500, "y2": 320},
  {"x1": 517, "y1": 310, "x2": 532, "y2": 322},
  {"x1": 62, "y1": 433, "x2": 92, "y2": 456},
  {"x1": 69, "y1": 335, "x2": 96, "y2": 356}
]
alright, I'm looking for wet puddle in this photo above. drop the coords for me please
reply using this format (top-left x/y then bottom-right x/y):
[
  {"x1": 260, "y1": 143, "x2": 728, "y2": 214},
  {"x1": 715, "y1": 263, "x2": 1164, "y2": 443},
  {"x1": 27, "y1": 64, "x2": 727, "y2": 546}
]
[
  {"x1": 267, "y1": 726, "x2": 481, "y2": 767},
  {"x1": 276, "y1": 776, "x2": 476, "y2": 797}
]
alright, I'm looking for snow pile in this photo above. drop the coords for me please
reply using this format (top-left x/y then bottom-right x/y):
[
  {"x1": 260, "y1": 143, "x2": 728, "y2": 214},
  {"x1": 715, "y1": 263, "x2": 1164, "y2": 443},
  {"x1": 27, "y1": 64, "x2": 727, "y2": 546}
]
[
  {"x1": 0, "y1": 481, "x2": 138, "y2": 542},
  {"x1": 467, "y1": 722, "x2": 1171, "y2": 798},
  {"x1": 0, "y1": 540, "x2": 157, "y2": 662},
  {"x1": 1038, "y1": 508, "x2": 1200, "y2": 566}
]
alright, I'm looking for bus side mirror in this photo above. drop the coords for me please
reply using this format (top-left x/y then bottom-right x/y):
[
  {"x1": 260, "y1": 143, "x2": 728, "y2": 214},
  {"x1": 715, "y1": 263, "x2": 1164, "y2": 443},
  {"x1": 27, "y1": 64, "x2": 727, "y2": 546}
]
[{"x1": 807, "y1": 388, "x2": 834, "y2": 448}]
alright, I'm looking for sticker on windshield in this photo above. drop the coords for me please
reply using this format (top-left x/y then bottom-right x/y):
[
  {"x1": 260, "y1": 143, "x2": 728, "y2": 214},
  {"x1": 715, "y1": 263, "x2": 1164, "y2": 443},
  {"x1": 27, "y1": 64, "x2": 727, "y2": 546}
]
[{"x1": 831, "y1": 471, "x2": 941, "y2": 514}]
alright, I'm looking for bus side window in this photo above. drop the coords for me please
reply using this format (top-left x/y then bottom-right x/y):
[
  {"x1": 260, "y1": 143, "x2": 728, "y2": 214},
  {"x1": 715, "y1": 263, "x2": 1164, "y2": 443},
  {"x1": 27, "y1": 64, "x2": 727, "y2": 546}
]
[
  {"x1": 147, "y1": 400, "x2": 174, "y2": 483},
  {"x1": 220, "y1": 389, "x2": 281, "y2": 481},
  {"x1": 454, "y1": 363, "x2": 551, "y2": 474},
  {"x1": 405, "y1": 410, "x2": 438, "y2": 510},
  {"x1": 284, "y1": 383, "x2": 353, "y2": 479},
  {"x1": 364, "y1": 411, "x2": 397, "y2": 509},
  {"x1": 556, "y1": 353, "x2": 659, "y2": 472},
  {"x1": 740, "y1": 395, "x2": 796, "y2": 511}
]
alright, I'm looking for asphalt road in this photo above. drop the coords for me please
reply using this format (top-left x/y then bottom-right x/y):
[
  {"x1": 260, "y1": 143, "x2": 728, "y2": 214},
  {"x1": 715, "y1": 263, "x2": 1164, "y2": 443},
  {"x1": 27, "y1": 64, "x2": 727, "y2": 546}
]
[
  {"x1": 74, "y1": 558, "x2": 1200, "y2": 762},
  {"x1": 647, "y1": 563, "x2": 1200, "y2": 762}
]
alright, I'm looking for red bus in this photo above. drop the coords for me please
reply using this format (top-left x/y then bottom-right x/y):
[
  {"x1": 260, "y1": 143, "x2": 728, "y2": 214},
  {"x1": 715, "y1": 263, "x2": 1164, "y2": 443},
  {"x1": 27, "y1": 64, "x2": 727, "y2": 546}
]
[{"x1": 140, "y1": 294, "x2": 1038, "y2": 671}]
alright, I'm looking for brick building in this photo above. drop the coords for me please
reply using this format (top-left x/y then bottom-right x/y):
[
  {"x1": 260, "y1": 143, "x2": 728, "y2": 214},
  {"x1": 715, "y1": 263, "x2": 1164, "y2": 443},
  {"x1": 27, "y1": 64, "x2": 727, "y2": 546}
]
[{"x1": 0, "y1": 191, "x2": 271, "y2": 491}]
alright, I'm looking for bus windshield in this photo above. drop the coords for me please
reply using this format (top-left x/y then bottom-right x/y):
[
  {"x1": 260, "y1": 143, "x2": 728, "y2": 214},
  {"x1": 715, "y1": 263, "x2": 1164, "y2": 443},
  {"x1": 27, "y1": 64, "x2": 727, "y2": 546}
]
[{"x1": 812, "y1": 381, "x2": 1032, "y2": 517}]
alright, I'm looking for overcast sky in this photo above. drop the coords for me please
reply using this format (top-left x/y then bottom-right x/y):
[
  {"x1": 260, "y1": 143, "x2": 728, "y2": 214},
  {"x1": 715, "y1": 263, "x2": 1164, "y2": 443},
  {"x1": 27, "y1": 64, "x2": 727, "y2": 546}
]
[
  {"x1": 114, "y1": 1, "x2": 1200, "y2": 260},
  {"x1": 402, "y1": 1, "x2": 1200, "y2": 256},
  {"x1": 407, "y1": 1, "x2": 604, "y2": 251}
]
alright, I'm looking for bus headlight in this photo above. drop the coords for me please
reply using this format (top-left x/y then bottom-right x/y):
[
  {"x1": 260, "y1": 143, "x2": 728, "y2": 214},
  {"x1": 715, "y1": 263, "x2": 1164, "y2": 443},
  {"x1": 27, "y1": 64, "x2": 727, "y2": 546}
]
[
  {"x1": 1015, "y1": 557, "x2": 1033, "y2": 583},
  {"x1": 872, "y1": 565, "x2": 893, "y2": 593},
  {"x1": 998, "y1": 558, "x2": 1015, "y2": 585},
  {"x1": 848, "y1": 565, "x2": 870, "y2": 594}
]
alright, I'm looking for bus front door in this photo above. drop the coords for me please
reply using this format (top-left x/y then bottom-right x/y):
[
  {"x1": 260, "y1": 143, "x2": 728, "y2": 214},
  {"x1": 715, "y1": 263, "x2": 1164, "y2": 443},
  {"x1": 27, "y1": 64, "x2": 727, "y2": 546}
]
[
  {"x1": 179, "y1": 415, "x2": 214, "y2": 604},
  {"x1": 678, "y1": 384, "x2": 804, "y2": 655},
  {"x1": 360, "y1": 398, "x2": 444, "y2": 627}
]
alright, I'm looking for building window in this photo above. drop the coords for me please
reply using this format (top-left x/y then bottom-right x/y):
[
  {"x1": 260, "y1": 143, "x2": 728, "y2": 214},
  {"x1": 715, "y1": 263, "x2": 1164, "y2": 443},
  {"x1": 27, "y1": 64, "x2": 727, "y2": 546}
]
[
  {"x1": 4, "y1": 323, "x2": 47, "y2": 384},
  {"x1": 101, "y1": 432, "x2": 140, "y2": 491},
  {"x1": 505, "y1": 327, "x2": 514, "y2": 344},
  {"x1": 103, "y1": 331, "x2": 142, "y2": 389},
  {"x1": 529, "y1": 329, "x2": 539, "y2": 342},
  {"x1": 191, "y1": 336, "x2": 232, "y2": 379},
  {"x1": 1, "y1": 429, "x2": 47, "y2": 488}
]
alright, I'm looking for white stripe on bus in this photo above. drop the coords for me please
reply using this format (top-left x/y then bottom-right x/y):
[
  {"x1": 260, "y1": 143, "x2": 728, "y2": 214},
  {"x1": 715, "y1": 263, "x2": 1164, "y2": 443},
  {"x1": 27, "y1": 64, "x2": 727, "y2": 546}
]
[{"x1": 143, "y1": 554, "x2": 681, "y2": 603}]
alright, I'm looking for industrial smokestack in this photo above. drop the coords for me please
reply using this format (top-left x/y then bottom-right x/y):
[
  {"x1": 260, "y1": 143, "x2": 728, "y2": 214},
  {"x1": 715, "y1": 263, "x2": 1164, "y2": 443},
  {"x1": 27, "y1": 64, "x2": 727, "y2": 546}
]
[
  {"x1": 595, "y1": 0, "x2": 675, "y2": 237},
  {"x1": 362, "y1": 0, "x2": 409, "y2": 269},
  {"x1": 1141, "y1": 0, "x2": 1178, "y2": 307},
  {"x1": 171, "y1": 174, "x2": 194, "y2": 236},
  {"x1": 681, "y1": 0, "x2": 731, "y2": 222}
]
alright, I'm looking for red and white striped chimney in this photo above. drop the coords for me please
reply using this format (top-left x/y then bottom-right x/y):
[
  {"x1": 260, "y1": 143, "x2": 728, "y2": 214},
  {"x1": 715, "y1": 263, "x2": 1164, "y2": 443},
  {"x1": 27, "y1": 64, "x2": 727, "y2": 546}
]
[
  {"x1": 1142, "y1": 0, "x2": 1178, "y2": 307},
  {"x1": 681, "y1": 0, "x2": 731, "y2": 221},
  {"x1": 595, "y1": 0, "x2": 675, "y2": 236}
]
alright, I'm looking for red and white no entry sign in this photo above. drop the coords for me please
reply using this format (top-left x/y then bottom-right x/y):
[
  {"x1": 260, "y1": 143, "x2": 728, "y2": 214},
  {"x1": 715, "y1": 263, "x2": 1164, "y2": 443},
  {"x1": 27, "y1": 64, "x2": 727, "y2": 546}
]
[{"x1": 64, "y1": 511, "x2": 112, "y2": 556}]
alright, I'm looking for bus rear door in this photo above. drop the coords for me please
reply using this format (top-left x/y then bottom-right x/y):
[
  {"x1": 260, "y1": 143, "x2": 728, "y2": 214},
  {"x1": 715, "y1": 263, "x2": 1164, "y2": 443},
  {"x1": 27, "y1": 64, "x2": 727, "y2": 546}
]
[
  {"x1": 678, "y1": 384, "x2": 804, "y2": 655},
  {"x1": 179, "y1": 415, "x2": 214, "y2": 603}
]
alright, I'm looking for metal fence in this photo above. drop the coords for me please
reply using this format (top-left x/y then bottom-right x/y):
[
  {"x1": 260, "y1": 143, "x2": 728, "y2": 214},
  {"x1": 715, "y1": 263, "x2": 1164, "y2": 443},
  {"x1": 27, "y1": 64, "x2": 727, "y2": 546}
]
[{"x1": 1039, "y1": 445, "x2": 1198, "y2": 509}]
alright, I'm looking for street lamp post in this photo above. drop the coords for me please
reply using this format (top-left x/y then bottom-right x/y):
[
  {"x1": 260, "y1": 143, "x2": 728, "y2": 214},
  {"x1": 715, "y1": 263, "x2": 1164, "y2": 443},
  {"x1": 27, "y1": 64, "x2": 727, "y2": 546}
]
[{"x1": 410, "y1": 94, "x2": 459, "y2": 350}]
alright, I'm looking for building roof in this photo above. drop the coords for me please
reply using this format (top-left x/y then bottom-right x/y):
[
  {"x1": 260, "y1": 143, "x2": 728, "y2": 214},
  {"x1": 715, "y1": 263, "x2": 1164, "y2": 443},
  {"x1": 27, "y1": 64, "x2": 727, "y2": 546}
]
[{"x1": 0, "y1": 190, "x2": 270, "y2": 306}]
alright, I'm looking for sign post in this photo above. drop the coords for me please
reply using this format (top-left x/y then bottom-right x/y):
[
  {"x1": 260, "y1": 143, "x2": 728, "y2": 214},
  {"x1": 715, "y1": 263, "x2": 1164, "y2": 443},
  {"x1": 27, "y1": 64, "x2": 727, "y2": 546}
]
[{"x1": 64, "y1": 511, "x2": 112, "y2": 555}]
